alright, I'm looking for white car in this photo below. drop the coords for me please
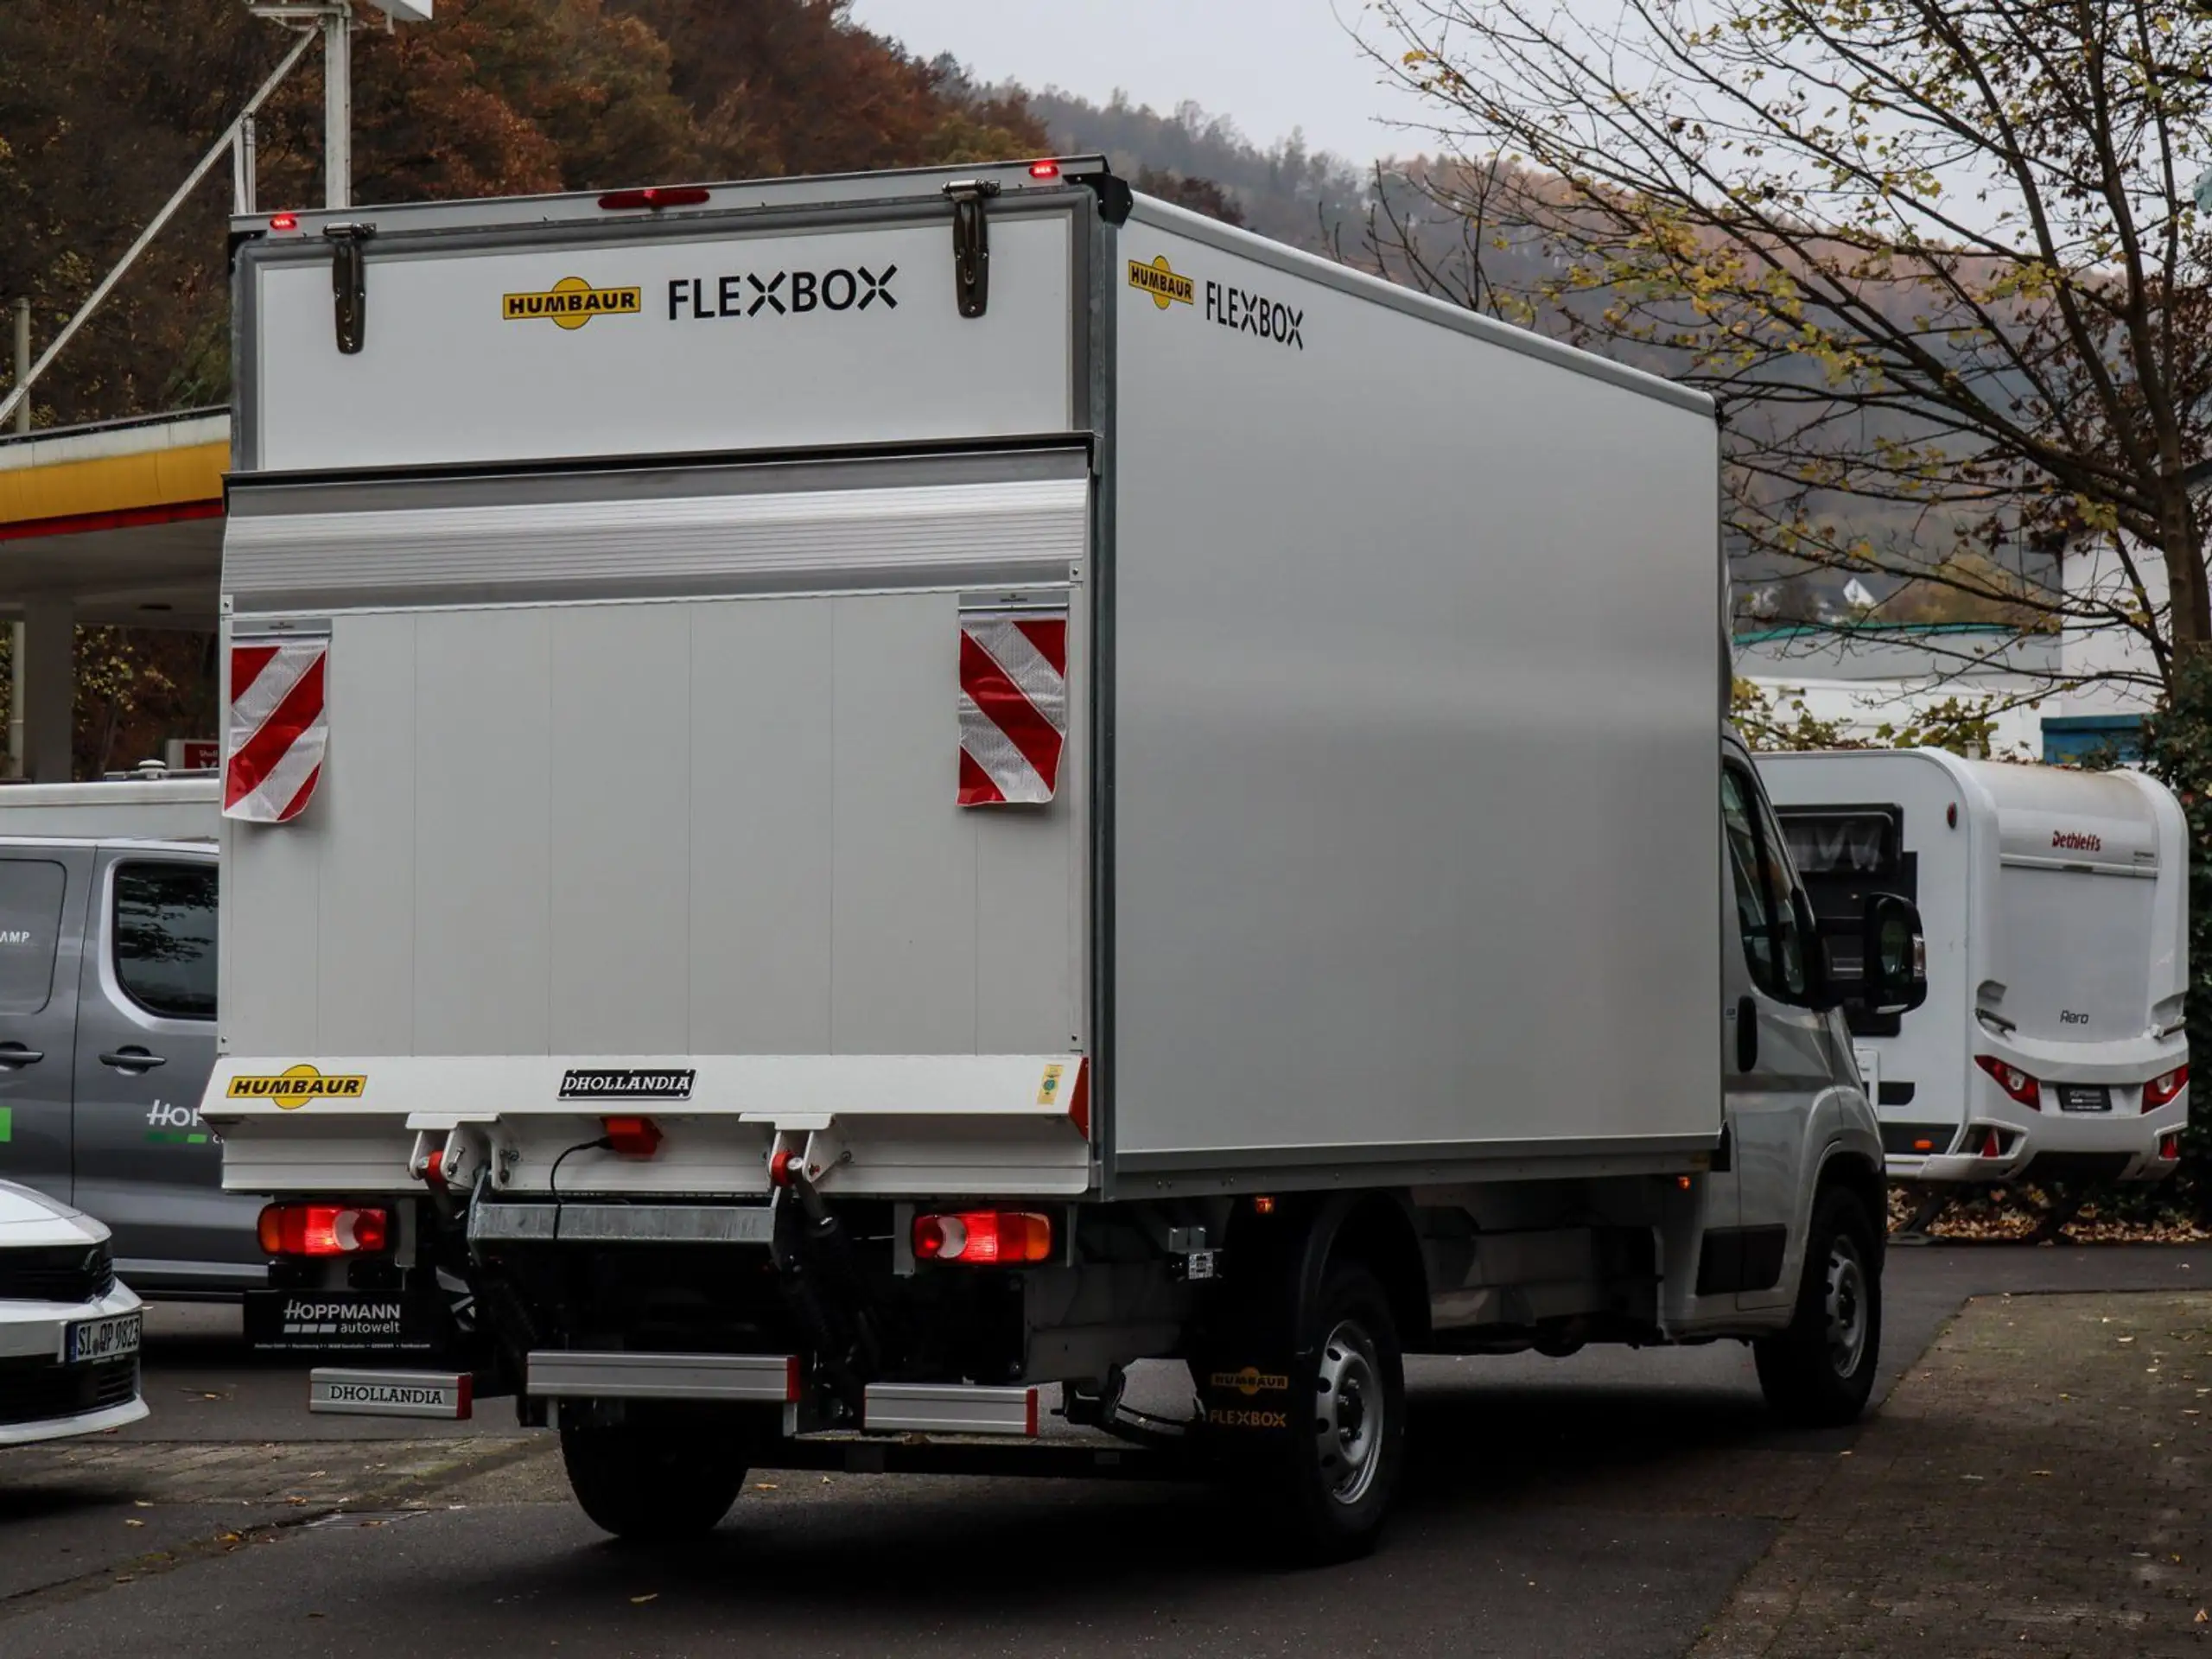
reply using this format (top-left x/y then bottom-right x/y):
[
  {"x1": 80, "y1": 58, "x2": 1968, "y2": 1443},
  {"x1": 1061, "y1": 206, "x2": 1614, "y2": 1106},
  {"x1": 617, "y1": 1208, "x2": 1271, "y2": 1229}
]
[{"x1": 0, "y1": 1179, "x2": 146, "y2": 1445}]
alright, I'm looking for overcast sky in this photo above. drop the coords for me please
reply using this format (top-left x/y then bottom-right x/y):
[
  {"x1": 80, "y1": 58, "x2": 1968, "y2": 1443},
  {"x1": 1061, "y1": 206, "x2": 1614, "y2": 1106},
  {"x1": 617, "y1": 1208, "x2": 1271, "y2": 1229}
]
[{"x1": 844, "y1": 0, "x2": 1431, "y2": 163}]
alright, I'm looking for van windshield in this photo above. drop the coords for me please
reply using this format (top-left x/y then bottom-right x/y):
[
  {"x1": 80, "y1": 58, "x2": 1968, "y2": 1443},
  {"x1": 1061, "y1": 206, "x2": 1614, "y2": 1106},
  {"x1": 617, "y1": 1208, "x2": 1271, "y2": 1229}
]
[{"x1": 1994, "y1": 864, "x2": 2155, "y2": 1042}]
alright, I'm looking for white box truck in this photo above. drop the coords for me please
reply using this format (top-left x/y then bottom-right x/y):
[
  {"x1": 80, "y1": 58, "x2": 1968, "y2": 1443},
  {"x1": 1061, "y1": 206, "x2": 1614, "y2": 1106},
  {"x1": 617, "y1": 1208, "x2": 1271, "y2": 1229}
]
[
  {"x1": 206, "y1": 157, "x2": 1926, "y2": 1559},
  {"x1": 1760, "y1": 750, "x2": 2188, "y2": 1187}
]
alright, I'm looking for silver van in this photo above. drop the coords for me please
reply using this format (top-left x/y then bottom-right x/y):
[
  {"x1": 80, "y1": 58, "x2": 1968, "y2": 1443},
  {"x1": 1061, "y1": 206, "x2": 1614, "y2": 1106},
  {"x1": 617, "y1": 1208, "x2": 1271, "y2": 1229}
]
[{"x1": 0, "y1": 780, "x2": 264, "y2": 1297}]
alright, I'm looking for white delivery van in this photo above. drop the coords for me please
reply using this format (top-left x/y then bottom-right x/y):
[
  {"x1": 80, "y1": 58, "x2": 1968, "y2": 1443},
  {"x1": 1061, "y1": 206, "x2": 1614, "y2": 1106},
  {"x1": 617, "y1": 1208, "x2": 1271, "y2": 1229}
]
[
  {"x1": 1760, "y1": 751, "x2": 2187, "y2": 1185},
  {"x1": 206, "y1": 158, "x2": 1925, "y2": 1560}
]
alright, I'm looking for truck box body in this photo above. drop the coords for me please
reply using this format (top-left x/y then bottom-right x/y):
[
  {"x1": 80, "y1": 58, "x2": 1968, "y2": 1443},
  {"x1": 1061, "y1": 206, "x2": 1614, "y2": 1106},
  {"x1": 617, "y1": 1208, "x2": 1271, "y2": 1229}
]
[{"x1": 211, "y1": 164, "x2": 1722, "y2": 1198}]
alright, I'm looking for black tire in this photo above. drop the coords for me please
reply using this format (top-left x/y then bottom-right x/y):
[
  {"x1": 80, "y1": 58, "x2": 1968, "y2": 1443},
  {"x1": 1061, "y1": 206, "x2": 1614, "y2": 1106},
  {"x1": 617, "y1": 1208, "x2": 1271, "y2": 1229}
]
[
  {"x1": 1755, "y1": 1185, "x2": 1882, "y2": 1427},
  {"x1": 559, "y1": 1406, "x2": 750, "y2": 1541},
  {"x1": 1262, "y1": 1265, "x2": 1408, "y2": 1564}
]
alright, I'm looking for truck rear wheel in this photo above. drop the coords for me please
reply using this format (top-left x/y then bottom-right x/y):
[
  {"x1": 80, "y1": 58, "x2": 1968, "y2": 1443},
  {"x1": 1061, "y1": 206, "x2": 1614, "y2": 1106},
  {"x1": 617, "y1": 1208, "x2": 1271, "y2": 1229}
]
[
  {"x1": 1754, "y1": 1186, "x2": 1882, "y2": 1427},
  {"x1": 1262, "y1": 1264, "x2": 1407, "y2": 1563},
  {"x1": 559, "y1": 1406, "x2": 751, "y2": 1541}
]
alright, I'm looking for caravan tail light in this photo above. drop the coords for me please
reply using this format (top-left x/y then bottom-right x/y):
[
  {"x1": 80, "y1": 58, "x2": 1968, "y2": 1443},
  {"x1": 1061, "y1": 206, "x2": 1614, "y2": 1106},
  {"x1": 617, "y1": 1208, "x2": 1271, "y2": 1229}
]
[
  {"x1": 1975, "y1": 1055, "x2": 2042, "y2": 1109},
  {"x1": 912, "y1": 1211, "x2": 1052, "y2": 1265},
  {"x1": 258, "y1": 1203, "x2": 388, "y2": 1256},
  {"x1": 2145, "y1": 1067, "x2": 2190, "y2": 1109}
]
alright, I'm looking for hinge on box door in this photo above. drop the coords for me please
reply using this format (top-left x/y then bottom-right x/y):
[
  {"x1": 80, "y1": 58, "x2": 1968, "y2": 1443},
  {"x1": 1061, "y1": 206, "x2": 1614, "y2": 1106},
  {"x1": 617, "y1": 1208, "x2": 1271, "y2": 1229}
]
[
  {"x1": 944, "y1": 180, "x2": 1001, "y2": 319},
  {"x1": 325, "y1": 223, "x2": 375, "y2": 354}
]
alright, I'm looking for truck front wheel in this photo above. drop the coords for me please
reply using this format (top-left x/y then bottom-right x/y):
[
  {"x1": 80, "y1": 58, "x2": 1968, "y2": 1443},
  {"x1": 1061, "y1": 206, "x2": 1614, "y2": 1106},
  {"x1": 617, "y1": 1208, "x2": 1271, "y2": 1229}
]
[
  {"x1": 559, "y1": 1405, "x2": 751, "y2": 1541},
  {"x1": 1264, "y1": 1265, "x2": 1407, "y2": 1562},
  {"x1": 1754, "y1": 1186, "x2": 1882, "y2": 1427}
]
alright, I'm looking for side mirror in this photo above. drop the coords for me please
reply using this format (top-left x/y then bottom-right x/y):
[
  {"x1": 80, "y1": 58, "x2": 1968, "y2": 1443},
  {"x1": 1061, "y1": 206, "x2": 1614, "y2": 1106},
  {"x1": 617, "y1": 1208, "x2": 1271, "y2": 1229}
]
[{"x1": 1862, "y1": 893, "x2": 1928, "y2": 1015}]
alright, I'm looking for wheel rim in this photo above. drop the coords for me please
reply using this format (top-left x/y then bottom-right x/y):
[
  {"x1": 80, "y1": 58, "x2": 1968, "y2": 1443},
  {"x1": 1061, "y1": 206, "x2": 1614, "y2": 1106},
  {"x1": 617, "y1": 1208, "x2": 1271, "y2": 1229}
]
[
  {"x1": 1313, "y1": 1319, "x2": 1384, "y2": 1505},
  {"x1": 1824, "y1": 1233, "x2": 1869, "y2": 1378}
]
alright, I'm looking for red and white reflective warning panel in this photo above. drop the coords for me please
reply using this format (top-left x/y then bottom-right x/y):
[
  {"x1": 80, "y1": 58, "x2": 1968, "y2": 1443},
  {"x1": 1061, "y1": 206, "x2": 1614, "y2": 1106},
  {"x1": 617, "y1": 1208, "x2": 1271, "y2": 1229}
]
[
  {"x1": 958, "y1": 607, "x2": 1067, "y2": 807},
  {"x1": 224, "y1": 633, "x2": 330, "y2": 824}
]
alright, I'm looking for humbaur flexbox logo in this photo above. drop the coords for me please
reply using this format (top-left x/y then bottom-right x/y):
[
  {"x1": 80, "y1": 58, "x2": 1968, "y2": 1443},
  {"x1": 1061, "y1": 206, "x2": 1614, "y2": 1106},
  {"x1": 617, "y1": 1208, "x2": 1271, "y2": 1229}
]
[
  {"x1": 226, "y1": 1064, "x2": 367, "y2": 1109},
  {"x1": 1128, "y1": 255, "x2": 1195, "y2": 310},
  {"x1": 502, "y1": 276, "x2": 643, "y2": 328}
]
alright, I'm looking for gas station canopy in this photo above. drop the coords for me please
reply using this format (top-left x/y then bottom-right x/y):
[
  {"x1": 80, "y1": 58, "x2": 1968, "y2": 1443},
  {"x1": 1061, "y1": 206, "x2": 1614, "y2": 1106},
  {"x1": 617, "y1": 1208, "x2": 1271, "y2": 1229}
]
[
  {"x1": 0, "y1": 408, "x2": 227, "y2": 628},
  {"x1": 0, "y1": 408, "x2": 227, "y2": 780}
]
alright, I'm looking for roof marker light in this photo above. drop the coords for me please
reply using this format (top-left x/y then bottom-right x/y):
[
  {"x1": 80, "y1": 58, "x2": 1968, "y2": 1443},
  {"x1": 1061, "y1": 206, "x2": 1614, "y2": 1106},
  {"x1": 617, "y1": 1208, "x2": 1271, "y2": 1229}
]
[{"x1": 597, "y1": 186, "x2": 711, "y2": 211}]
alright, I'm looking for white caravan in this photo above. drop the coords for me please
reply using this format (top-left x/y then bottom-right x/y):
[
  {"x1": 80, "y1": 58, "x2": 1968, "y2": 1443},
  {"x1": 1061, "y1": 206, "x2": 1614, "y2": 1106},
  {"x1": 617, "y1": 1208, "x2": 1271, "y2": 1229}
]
[
  {"x1": 1759, "y1": 751, "x2": 2187, "y2": 1185},
  {"x1": 207, "y1": 157, "x2": 1925, "y2": 1560}
]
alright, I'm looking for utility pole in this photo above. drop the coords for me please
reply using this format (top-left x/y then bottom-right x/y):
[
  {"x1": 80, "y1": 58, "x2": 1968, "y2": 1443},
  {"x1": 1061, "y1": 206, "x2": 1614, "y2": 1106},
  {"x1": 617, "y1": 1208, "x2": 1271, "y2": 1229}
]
[
  {"x1": 10, "y1": 301, "x2": 27, "y2": 435},
  {"x1": 322, "y1": 6, "x2": 350, "y2": 209}
]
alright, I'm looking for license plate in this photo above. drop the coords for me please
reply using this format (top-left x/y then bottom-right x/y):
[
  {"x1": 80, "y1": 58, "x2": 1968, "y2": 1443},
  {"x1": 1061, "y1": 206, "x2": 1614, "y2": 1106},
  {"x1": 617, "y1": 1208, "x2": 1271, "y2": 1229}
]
[
  {"x1": 67, "y1": 1310, "x2": 142, "y2": 1364},
  {"x1": 2058, "y1": 1084, "x2": 2112, "y2": 1114}
]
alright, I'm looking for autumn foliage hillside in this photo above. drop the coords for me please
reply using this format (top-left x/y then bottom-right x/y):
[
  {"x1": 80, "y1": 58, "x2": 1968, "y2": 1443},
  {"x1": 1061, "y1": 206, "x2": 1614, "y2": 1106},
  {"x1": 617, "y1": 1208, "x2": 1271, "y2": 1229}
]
[{"x1": 0, "y1": 0, "x2": 1048, "y2": 425}]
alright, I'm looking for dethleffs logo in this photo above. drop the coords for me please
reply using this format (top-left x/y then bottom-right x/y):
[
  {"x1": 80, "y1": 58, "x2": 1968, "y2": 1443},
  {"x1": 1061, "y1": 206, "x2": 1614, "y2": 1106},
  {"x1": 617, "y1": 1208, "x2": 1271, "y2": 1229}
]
[
  {"x1": 1128, "y1": 255, "x2": 1195, "y2": 310},
  {"x1": 226, "y1": 1064, "x2": 367, "y2": 1109},
  {"x1": 502, "y1": 276, "x2": 643, "y2": 329}
]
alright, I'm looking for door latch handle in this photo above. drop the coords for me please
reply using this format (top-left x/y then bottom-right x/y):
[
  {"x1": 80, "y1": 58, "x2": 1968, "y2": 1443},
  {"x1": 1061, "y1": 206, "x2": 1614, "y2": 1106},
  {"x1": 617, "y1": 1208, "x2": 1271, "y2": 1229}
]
[
  {"x1": 0, "y1": 1043, "x2": 42, "y2": 1067},
  {"x1": 99, "y1": 1047, "x2": 168, "y2": 1071},
  {"x1": 1734, "y1": 994, "x2": 1758, "y2": 1073}
]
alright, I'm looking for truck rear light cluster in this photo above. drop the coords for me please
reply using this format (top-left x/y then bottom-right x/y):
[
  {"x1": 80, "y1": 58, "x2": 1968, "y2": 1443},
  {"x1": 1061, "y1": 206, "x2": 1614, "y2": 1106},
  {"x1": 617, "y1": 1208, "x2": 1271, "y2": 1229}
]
[
  {"x1": 601, "y1": 1116, "x2": 663, "y2": 1157},
  {"x1": 1975, "y1": 1055, "x2": 2041, "y2": 1109},
  {"x1": 2145, "y1": 1066, "x2": 2190, "y2": 1109},
  {"x1": 258, "y1": 1203, "x2": 389, "y2": 1256},
  {"x1": 912, "y1": 1211, "x2": 1052, "y2": 1265}
]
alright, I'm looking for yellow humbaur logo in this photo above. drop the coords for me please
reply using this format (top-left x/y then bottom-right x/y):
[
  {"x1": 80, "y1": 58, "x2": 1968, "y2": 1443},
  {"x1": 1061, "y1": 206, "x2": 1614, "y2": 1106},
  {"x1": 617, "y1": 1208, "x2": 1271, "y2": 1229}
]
[
  {"x1": 502, "y1": 276, "x2": 643, "y2": 329},
  {"x1": 226, "y1": 1065, "x2": 367, "y2": 1110},
  {"x1": 1128, "y1": 256, "x2": 1195, "y2": 310}
]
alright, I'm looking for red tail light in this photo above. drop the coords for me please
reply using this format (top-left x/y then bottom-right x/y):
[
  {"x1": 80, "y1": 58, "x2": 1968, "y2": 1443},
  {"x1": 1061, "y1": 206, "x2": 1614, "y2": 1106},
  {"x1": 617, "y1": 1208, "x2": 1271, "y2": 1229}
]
[
  {"x1": 1028, "y1": 160, "x2": 1061, "y2": 179},
  {"x1": 601, "y1": 1116, "x2": 663, "y2": 1157},
  {"x1": 257, "y1": 1203, "x2": 389, "y2": 1256},
  {"x1": 269, "y1": 213, "x2": 298, "y2": 232},
  {"x1": 1975, "y1": 1055, "x2": 2041, "y2": 1109},
  {"x1": 912, "y1": 1210, "x2": 1053, "y2": 1265},
  {"x1": 2145, "y1": 1066, "x2": 2190, "y2": 1109},
  {"x1": 597, "y1": 186, "x2": 711, "y2": 211}
]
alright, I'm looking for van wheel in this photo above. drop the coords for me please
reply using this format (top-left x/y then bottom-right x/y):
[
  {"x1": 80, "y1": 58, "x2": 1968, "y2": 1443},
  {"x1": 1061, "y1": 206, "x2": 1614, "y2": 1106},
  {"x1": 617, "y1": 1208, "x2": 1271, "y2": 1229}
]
[
  {"x1": 1755, "y1": 1186, "x2": 1882, "y2": 1427},
  {"x1": 1264, "y1": 1265, "x2": 1407, "y2": 1563},
  {"x1": 559, "y1": 1406, "x2": 750, "y2": 1541}
]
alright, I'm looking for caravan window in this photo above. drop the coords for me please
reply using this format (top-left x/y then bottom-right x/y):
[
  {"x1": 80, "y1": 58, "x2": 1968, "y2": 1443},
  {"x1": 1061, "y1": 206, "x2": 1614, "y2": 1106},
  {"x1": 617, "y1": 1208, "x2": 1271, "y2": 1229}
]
[{"x1": 1780, "y1": 812, "x2": 1897, "y2": 878}]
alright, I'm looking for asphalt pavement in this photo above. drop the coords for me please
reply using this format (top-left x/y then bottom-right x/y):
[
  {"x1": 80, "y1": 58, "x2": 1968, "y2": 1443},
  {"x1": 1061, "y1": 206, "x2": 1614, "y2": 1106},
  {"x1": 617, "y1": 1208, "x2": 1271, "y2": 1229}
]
[{"x1": 0, "y1": 1244, "x2": 2206, "y2": 1657}]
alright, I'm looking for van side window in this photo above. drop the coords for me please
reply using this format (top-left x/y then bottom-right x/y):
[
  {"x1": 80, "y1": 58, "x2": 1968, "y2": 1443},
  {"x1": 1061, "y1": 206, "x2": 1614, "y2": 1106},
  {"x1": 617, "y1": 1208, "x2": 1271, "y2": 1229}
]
[
  {"x1": 1721, "y1": 766, "x2": 1809, "y2": 1002},
  {"x1": 0, "y1": 859, "x2": 66, "y2": 1014},
  {"x1": 112, "y1": 862, "x2": 218, "y2": 1020}
]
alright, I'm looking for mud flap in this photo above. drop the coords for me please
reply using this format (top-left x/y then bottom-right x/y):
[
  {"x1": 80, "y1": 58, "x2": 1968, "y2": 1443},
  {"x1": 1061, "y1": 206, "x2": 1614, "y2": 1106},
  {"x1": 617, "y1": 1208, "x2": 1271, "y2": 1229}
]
[{"x1": 1189, "y1": 1198, "x2": 1338, "y2": 1450}]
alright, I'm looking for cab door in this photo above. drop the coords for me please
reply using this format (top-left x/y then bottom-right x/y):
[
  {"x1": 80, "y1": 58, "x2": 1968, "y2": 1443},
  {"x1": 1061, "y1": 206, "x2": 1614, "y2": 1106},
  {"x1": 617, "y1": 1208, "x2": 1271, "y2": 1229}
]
[
  {"x1": 70, "y1": 850, "x2": 262, "y2": 1291},
  {"x1": 0, "y1": 847, "x2": 92, "y2": 1206},
  {"x1": 1719, "y1": 757, "x2": 1838, "y2": 1313}
]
